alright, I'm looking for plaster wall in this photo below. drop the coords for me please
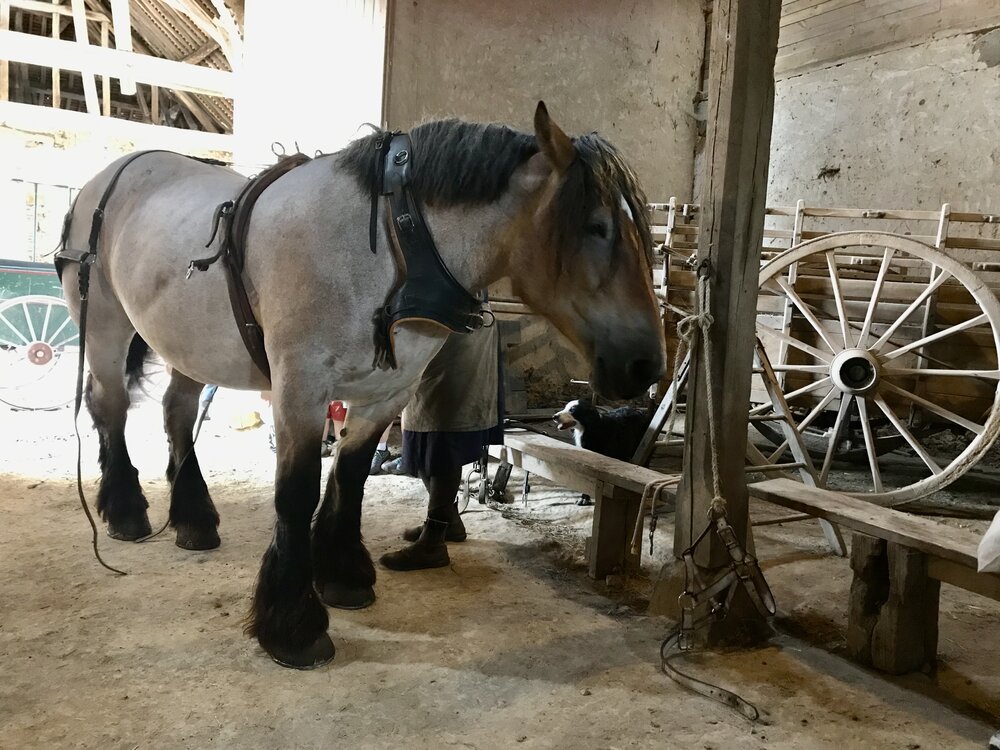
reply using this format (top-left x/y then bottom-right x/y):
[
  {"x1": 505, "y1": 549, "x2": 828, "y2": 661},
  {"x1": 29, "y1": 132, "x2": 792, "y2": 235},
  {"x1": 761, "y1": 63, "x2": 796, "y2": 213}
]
[
  {"x1": 385, "y1": 0, "x2": 705, "y2": 405},
  {"x1": 769, "y1": 29, "x2": 1000, "y2": 218}
]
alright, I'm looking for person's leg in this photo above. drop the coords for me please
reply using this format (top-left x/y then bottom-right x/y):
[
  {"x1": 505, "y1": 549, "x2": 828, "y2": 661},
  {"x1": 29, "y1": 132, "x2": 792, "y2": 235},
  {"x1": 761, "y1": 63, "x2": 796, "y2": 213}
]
[
  {"x1": 379, "y1": 462, "x2": 462, "y2": 570},
  {"x1": 369, "y1": 421, "x2": 394, "y2": 475}
]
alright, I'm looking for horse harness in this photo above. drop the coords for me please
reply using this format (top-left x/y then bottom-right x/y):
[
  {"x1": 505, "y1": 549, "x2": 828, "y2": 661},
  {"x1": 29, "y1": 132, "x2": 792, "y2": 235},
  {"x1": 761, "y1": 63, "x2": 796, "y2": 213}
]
[{"x1": 58, "y1": 136, "x2": 488, "y2": 385}]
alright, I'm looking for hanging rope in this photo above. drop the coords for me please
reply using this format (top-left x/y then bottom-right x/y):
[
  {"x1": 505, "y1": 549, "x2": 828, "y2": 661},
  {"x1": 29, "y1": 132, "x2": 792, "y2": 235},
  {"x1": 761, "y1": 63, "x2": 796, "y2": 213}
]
[{"x1": 643, "y1": 257, "x2": 775, "y2": 723}]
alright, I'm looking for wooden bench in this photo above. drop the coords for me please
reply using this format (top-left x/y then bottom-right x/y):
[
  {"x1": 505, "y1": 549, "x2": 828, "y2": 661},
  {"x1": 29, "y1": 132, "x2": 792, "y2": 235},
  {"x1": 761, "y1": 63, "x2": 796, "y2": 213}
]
[
  {"x1": 750, "y1": 477, "x2": 1000, "y2": 674},
  {"x1": 490, "y1": 431, "x2": 675, "y2": 579}
]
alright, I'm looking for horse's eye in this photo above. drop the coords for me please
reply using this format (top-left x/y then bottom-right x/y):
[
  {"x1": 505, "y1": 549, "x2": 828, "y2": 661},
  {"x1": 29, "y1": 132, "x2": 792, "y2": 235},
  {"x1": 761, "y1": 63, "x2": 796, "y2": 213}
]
[{"x1": 586, "y1": 222, "x2": 608, "y2": 239}]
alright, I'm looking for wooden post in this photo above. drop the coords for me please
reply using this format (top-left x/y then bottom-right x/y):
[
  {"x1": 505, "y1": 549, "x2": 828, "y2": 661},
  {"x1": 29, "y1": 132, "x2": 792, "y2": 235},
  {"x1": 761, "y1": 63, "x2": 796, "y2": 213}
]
[
  {"x1": 69, "y1": 0, "x2": 99, "y2": 114},
  {"x1": 672, "y1": 0, "x2": 782, "y2": 639},
  {"x1": 0, "y1": 0, "x2": 9, "y2": 101},
  {"x1": 99, "y1": 19, "x2": 110, "y2": 116},
  {"x1": 50, "y1": 4, "x2": 60, "y2": 108}
]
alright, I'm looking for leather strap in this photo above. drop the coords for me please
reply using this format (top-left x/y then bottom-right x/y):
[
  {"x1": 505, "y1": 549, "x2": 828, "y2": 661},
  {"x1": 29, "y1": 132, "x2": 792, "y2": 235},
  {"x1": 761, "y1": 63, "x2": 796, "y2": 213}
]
[
  {"x1": 189, "y1": 153, "x2": 312, "y2": 382},
  {"x1": 371, "y1": 133, "x2": 486, "y2": 369}
]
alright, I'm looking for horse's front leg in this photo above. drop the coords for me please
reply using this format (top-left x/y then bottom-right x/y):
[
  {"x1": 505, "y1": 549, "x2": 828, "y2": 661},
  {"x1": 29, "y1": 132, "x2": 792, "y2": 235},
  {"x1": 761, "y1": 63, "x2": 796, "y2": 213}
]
[
  {"x1": 312, "y1": 395, "x2": 411, "y2": 609},
  {"x1": 246, "y1": 385, "x2": 333, "y2": 669}
]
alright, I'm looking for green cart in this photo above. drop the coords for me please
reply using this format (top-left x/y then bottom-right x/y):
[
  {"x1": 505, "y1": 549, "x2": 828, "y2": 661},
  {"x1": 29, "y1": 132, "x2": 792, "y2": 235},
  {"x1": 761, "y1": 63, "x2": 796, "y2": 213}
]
[{"x1": 0, "y1": 259, "x2": 79, "y2": 410}]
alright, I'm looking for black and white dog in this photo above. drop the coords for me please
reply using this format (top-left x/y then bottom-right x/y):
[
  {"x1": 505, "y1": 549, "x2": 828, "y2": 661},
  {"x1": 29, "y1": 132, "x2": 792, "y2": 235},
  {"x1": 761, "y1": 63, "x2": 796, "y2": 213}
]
[{"x1": 552, "y1": 399, "x2": 653, "y2": 504}]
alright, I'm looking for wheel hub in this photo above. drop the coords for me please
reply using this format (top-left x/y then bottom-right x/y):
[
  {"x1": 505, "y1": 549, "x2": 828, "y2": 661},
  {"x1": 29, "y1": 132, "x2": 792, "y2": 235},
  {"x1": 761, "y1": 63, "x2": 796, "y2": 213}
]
[
  {"x1": 831, "y1": 348, "x2": 880, "y2": 395},
  {"x1": 26, "y1": 342, "x2": 54, "y2": 366}
]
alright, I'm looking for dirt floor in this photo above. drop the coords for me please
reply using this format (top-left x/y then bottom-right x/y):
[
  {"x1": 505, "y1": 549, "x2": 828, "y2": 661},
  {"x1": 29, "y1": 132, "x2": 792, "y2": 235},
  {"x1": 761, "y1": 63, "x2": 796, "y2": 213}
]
[{"x1": 1, "y1": 391, "x2": 998, "y2": 749}]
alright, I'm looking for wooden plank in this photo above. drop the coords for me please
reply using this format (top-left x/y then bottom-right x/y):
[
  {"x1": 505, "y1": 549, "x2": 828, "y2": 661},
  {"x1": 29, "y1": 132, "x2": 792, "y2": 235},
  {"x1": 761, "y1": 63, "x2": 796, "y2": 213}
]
[
  {"x1": 675, "y1": 0, "x2": 782, "y2": 577},
  {"x1": 748, "y1": 477, "x2": 991, "y2": 570},
  {"x1": 50, "y1": 4, "x2": 59, "y2": 108},
  {"x1": 496, "y1": 432, "x2": 668, "y2": 496},
  {"x1": 10, "y1": 0, "x2": 101, "y2": 20},
  {"x1": 780, "y1": 0, "x2": 931, "y2": 48},
  {"x1": 0, "y1": 28, "x2": 237, "y2": 97},
  {"x1": 99, "y1": 19, "x2": 109, "y2": 116},
  {"x1": 928, "y1": 556, "x2": 1000, "y2": 600},
  {"x1": 69, "y1": 0, "x2": 99, "y2": 114},
  {"x1": 108, "y1": 0, "x2": 135, "y2": 96}
]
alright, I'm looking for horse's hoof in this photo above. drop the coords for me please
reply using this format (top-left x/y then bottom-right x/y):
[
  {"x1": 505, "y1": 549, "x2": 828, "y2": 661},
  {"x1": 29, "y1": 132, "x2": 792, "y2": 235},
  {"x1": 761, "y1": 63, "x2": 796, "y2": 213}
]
[
  {"x1": 266, "y1": 633, "x2": 336, "y2": 670},
  {"x1": 175, "y1": 524, "x2": 221, "y2": 550},
  {"x1": 317, "y1": 581, "x2": 376, "y2": 610},
  {"x1": 107, "y1": 513, "x2": 153, "y2": 541}
]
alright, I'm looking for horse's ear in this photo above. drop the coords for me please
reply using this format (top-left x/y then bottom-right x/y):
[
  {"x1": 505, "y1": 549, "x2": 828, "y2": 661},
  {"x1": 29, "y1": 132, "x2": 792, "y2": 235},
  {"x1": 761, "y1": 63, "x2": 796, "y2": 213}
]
[{"x1": 534, "y1": 101, "x2": 575, "y2": 174}]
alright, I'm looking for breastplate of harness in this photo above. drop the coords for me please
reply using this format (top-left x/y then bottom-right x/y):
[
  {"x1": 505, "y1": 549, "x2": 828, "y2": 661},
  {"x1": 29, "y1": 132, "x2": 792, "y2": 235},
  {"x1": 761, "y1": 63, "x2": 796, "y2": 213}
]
[{"x1": 370, "y1": 132, "x2": 487, "y2": 370}]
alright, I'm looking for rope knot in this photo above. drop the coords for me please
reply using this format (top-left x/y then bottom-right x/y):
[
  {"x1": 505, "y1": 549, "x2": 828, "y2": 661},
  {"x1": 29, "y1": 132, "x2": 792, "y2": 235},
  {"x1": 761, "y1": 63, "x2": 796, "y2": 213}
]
[{"x1": 709, "y1": 496, "x2": 728, "y2": 519}]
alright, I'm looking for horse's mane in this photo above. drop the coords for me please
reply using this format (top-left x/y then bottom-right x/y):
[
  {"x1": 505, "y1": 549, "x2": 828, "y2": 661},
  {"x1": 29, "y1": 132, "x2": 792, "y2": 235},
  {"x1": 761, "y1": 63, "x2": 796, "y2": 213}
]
[{"x1": 337, "y1": 118, "x2": 651, "y2": 259}]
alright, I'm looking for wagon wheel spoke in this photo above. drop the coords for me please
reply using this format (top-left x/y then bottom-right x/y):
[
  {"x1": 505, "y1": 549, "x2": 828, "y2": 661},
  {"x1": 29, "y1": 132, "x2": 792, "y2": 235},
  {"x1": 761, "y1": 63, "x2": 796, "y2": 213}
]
[
  {"x1": 825, "y1": 251, "x2": 853, "y2": 348},
  {"x1": 882, "y1": 381, "x2": 984, "y2": 435},
  {"x1": 869, "y1": 269, "x2": 953, "y2": 352},
  {"x1": 858, "y1": 247, "x2": 895, "y2": 347},
  {"x1": 0, "y1": 311, "x2": 31, "y2": 345},
  {"x1": 40, "y1": 302, "x2": 53, "y2": 345},
  {"x1": 871, "y1": 395, "x2": 942, "y2": 475},
  {"x1": 756, "y1": 324, "x2": 833, "y2": 363},
  {"x1": 819, "y1": 393, "x2": 854, "y2": 485},
  {"x1": 884, "y1": 366, "x2": 1000, "y2": 379},
  {"x1": 45, "y1": 315, "x2": 72, "y2": 346},
  {"x1": 856, "y1": 397, "x2": 883, "y2": 492},
  {"x1": 766, "y1": 277, "x2": 838, "y2": 353},
  {"x1": 769, "y1": 364, "x2": 829, "y2": 374},
  {"x1": 881, "y1": 313, "x2": 988, "y2": 362},
  {"x1": 21, "y1": 301, "x2": 38, "y2": 341},
  {"x1": 765, "y1": 387, "x2": 838, "y2": 464}
]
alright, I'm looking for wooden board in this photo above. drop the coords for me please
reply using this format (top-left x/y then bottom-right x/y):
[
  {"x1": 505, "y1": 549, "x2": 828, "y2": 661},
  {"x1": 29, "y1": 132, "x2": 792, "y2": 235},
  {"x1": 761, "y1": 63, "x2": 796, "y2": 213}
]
[
  {"x1": 749, "y1": 477, "x2": 1000, "y2": 587},
  {"x1": 493, "y1": 431, "x2": 668, "y2": 497}
]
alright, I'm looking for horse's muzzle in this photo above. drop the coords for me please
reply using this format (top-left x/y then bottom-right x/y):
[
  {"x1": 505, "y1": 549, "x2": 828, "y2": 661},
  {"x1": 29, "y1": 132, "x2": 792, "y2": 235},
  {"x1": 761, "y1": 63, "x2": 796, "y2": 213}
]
[{"x1": 591, "y1": 342, "x2": 666, "y2": 400}]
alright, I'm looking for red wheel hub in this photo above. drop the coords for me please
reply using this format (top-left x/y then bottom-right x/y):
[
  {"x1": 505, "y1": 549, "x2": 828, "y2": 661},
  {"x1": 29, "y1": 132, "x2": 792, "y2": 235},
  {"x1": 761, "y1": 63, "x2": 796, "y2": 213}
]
[{"x1": 27, "y1": 342, "x2": 53, "y2": 366}]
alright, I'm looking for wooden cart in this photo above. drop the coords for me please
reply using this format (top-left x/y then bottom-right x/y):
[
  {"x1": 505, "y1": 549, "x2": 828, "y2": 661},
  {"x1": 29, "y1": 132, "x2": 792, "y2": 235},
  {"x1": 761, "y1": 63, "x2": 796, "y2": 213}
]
[{"x1": 651, "y1": 200, "x2": 1000, "y2": 503}]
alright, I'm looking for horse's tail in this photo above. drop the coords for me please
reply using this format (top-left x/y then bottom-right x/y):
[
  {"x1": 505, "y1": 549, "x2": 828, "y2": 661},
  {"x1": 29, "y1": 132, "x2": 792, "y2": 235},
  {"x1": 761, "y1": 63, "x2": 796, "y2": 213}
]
[{"x1": 125, "y1": 333, "x2": 152, "y2": 391}]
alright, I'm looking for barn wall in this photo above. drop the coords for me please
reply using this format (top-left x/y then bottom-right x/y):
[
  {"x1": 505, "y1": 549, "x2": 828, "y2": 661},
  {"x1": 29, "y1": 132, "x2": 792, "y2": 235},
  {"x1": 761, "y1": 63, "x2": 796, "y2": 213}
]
[
  {"x1": 769, "y1": 5, "x2": 1000, "y2": 217},
  {"x1": 384, "y1": 0, "x2": 705, "y2": 408}
]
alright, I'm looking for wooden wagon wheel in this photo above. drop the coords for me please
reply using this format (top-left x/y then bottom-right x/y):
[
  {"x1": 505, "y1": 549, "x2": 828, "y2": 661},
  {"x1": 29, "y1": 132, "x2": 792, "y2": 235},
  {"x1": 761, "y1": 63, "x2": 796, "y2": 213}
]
[
  {"x1": 0, "y1": 294, "x2": 79, "y2": 411},
  {"x1": 753, "y1": 231, "x2": 1000, "y2": 504}
]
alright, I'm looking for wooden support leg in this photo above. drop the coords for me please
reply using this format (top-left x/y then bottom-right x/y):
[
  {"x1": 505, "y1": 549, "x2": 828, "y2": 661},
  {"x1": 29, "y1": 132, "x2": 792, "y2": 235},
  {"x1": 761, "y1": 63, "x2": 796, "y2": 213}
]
[
  {"x1": 847, "y1": 533, "x2": 940, "y2": 674},
  {"x1": 588, "y1": 482, "x2": 624, "y2": 579},
  {"x1": 871, "y1": 542, "x2": 940, "y2": 674},
  {"x1": 847, "y1": 533, "x2": 888, "y2": 664}
]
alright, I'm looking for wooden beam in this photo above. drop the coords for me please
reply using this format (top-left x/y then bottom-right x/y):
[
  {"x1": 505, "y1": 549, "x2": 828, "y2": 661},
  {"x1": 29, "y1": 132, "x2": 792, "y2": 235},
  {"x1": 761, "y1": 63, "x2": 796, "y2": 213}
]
[
  {"x1": 673, "y1": 0, "x2": 782, "y2": 638},
  {"x1": 1, "y1": 0, "x2": 9, "y2": 102},
  {"x1": 0, "y1": 28, "x2": 238, "y2": 97},
  {"x1": 68, "y1": 0, "x2": 99, "y2": 113},
  {"x1": 108, "y1": 0, "x2": 134, "y2": 95},
  {"x1": 79, "y1": 0, "x2": 221, "y2": 132},
  {"x1": 158, "y1": 0, "x2": 236, "y2": 67},
  {"x1": 150, "y1": 84, "x2": 158, "y2": 125},
  {"x1": 50, "y1": 2, "x2": 59, "y2": 108},
  {"x1": 99, "y1": 19, "x2": 109, "y2": 116},
  {"x1": 10, "y1": 0, "x2": 101, "y2": 21},
  {"x1": 181, "y1": 39, "x2": 218, "y2": 65}
]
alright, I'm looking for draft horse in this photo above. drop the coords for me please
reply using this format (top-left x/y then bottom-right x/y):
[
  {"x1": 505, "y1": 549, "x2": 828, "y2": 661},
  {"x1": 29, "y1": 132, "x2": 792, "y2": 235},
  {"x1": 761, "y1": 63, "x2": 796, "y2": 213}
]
[{"x1": 58, "y1": 102, "x2": 665, "y2": 668}]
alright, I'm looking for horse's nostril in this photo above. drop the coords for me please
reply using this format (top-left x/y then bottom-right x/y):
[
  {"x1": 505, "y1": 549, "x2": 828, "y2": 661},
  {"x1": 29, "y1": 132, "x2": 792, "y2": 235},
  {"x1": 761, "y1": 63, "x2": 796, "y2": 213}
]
[{"x1": 628, "y1": 357, "x2": 662, "y2": 387}]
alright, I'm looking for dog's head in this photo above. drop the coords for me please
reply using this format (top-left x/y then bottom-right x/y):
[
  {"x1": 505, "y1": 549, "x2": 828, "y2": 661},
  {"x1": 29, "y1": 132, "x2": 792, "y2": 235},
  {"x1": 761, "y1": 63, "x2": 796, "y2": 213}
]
[{"x1": 552, "y1": 399, "x2": 600, "y2": 431}]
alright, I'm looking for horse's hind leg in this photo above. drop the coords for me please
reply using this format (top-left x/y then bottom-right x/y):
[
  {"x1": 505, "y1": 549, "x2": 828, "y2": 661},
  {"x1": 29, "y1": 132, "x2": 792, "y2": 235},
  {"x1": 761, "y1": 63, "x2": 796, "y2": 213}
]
[
  {"x1": 162, "y1": 371, "x2": 220, "y2": 550},
  {"x1": 84, "y1": 334, "x2": 152, "y2": 541}
]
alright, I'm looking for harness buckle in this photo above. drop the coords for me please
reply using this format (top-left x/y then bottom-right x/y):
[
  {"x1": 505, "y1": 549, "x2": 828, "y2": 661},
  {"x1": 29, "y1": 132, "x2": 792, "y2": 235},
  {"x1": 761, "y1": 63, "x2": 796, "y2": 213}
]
[{"x1": 396, "y1": 213, "x2": 415, "y2": 232}]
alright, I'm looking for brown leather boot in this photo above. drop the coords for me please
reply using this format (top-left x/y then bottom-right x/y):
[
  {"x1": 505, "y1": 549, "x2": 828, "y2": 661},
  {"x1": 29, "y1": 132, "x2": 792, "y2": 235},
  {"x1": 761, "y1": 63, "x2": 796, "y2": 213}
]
[
  {"x1": 402, "y1": 514, "x2": 466, "y2": 543},
  {"x1": 379, "y1": 518, "x2": 450, "y2": 571}
]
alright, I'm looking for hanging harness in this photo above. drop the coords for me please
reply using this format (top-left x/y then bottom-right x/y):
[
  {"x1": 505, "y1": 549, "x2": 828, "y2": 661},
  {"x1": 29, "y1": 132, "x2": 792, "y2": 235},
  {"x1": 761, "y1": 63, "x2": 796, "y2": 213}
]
[{"x1": 368, "y1": 132, "x2": 488, "y2": 370}]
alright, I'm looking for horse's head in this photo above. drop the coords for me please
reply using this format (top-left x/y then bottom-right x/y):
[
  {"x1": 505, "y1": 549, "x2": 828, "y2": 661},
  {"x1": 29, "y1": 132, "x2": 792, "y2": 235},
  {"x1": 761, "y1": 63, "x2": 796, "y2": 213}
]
[{"x1": 507, "y1": 102, "x2": 666, "y2": 400}]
